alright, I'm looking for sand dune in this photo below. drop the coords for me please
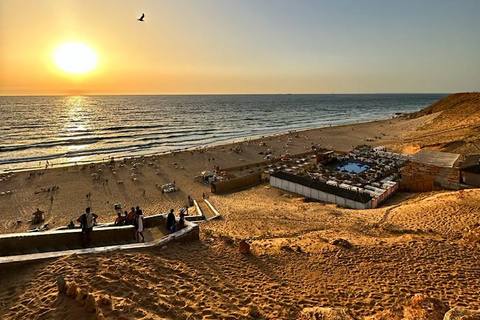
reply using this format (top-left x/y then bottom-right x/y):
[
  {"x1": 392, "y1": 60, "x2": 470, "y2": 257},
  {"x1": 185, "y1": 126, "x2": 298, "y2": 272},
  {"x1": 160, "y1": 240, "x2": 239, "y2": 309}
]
[
  {"x1": 398, "y1": 92, "x2": 480, "y2": 154},
  {"x1": 0, "y1": 234, "x2": 478, "y2": 319}
]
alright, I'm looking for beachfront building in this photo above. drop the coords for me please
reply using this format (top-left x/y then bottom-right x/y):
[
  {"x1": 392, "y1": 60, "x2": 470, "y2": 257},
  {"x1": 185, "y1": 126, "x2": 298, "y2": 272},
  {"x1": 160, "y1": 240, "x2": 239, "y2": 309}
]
[
  {"x1": 401, "y1": 149, "x2": 461, "y2": 191},
  {"x1": 269, "y1": 146, "x2": 405, "y2": 209},
  {"x1": 459, "y1": 154, "x2": 480, "y2": 187}
]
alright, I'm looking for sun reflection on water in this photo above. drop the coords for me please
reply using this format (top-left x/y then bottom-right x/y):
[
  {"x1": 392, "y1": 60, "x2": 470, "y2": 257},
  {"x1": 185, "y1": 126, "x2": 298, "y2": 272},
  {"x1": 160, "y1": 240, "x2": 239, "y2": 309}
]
[{"x1": 62, "y1": 96, "x2": 91, "y2": 158}]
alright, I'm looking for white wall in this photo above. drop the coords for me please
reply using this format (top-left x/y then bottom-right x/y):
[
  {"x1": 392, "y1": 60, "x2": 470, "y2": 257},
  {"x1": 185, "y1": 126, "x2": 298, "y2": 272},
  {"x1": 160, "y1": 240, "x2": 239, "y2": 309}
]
[{"x1": 270, "y1": 177, "x2": 374, "y2": 209}]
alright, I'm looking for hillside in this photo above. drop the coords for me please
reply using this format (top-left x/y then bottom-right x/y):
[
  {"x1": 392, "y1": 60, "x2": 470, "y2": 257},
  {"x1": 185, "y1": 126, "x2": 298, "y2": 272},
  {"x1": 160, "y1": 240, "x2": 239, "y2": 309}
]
[
  {"x1": 397, "y1": 92, "x2": 480, "y2": 155},
  {"x1": 411, "y1": 92, "x2": 480, "y2": 118},
  {"x1": 1, "y1": 186, "x2": 479, "y2": 319},
  {"x1": 407, "y1": 92, "x2": 480, "y2": 130}
]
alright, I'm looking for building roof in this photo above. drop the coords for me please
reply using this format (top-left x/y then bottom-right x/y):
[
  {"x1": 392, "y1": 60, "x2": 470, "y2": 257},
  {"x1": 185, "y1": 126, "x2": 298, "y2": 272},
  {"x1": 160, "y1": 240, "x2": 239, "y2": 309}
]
[
  {"x1": 271, "y1": 171, "x2": 373, "y2": 204},
  {"x1": 460, "y1": 154, "x2": 480, "y2": 174},
  {"x1": 412, "y1": 149, "x2": 460, "y2": 168}
]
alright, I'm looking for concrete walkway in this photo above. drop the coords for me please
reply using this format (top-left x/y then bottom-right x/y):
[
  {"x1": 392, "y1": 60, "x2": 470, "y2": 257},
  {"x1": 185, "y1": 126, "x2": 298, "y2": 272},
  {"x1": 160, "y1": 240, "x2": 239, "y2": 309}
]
[{"x1": 0, "y1": 222, "x2": 198, "y2": 265}]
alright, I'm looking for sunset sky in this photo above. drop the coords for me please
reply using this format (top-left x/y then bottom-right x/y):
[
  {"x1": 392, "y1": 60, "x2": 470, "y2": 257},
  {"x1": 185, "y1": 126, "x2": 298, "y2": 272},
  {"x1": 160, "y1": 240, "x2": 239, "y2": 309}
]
[{"x1": 1, "y1": 0, "x2": 479, "y2": 95}]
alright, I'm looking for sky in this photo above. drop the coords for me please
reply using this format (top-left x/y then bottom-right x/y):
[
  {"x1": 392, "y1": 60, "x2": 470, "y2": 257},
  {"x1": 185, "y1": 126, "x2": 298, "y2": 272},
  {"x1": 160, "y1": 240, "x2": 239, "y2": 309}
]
[{"x1": 1, "y1": 0, "x2": 479, "y2": 95}]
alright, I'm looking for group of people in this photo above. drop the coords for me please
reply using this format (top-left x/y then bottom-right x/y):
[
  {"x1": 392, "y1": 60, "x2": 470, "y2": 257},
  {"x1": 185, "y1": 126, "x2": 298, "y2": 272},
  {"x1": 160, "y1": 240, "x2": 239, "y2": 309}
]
[
  {"x1": 166, "y1": 207, "x2": 187, "y2": 232},
  {"x1": 74, "y1": 205, "x2": 145, "y2": 248},
  {"x1": 74, "y1": 203, "x2": 191, "y2": 248},
  {"x1": 114, "y1": 206, "x2": 145, "y2": 242}
]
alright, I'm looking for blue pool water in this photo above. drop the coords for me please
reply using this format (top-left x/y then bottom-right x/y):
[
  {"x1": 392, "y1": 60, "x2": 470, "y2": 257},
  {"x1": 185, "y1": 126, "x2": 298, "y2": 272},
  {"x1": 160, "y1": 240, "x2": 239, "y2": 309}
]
[{"x1": 337, "y1": 162, "x2": 370, "y2": 174}]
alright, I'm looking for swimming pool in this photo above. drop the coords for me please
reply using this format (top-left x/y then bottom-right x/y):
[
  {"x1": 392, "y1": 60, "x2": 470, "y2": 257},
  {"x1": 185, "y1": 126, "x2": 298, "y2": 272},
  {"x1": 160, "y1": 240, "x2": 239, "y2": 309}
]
[{"x1": 337, "y1": 162, "x2": 370, "y2": 174}]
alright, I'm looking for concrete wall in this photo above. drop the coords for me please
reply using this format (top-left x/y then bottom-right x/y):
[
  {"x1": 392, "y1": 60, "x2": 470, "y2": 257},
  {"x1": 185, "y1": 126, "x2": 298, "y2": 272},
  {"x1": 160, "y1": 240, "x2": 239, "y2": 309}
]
[
  {"x1": 0, "y1": 226, "x2": 136, "y2": 256},
  {"x1": 0, "y1": 213, "x2": 198, "y2": 257},
  {"x1": 143, "y1": 214, "x2": 166, "y2": 228},
  {"x1": 270, "y1": 176, "x2": 373, "y2": 209},
  {"x1": 212, "y1": 172, "x2": 262, "y2": 194}
]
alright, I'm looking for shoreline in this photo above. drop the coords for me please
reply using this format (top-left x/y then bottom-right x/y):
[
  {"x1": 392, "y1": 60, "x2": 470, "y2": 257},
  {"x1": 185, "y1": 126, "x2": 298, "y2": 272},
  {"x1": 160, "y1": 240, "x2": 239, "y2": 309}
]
[{"x1": 0, "y1": 114, "x2": 402, "y2": 174}]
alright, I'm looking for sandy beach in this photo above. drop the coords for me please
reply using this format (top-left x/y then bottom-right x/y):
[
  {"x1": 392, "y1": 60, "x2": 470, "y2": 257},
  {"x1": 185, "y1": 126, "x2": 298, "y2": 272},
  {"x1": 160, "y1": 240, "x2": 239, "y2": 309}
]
[
  {"x1": 0, "y1": 93, "x2": 479, "y2": 319},
  {"x1": 0, "y1": 116, "x2": 399, "y2": 234},
  {"x1": 0, "y1": 111, "x2": 443, "y2": 234}
]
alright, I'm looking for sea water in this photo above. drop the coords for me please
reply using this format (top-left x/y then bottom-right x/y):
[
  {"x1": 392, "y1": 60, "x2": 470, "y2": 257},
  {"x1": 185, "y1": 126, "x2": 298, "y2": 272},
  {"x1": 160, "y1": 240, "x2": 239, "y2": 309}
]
[{"x1": 0, "y1": 94, "x2": 446, "y2": 172}]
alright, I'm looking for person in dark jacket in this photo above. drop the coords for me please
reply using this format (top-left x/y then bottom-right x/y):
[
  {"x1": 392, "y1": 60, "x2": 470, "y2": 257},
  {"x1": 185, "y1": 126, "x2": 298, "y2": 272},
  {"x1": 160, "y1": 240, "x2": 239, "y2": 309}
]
[
  {"x1": 167, "y1": 208, "x2": 176, "y2": 232},
  {"x1": 76, "y1": 207, "x2": 98, "y2": 247}
]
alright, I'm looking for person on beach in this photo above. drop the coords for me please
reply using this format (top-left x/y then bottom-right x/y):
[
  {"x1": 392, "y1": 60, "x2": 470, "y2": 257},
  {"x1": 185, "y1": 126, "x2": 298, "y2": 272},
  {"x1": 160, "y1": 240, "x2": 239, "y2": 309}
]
[
  {"x1": 167, "y1": 208, "x2": 175, "y2": 231},
  {"x1": 176, "y1": 210, "x2": 186, "y2": 231},
  {"x1": 134, "y1": 206, "x2": 143, "y2": 231},
  {"x1": 180, "y1": 206, "x2": 188, "y2": 216},
  {"x1": 32, "y1": 208, "x2": 45, "y2": 224},
  {"x1": 135, "y1": 208, "x2": 145, "y2": 242},
  {"x1": 77, "y1": 207, "x2": 98, "y2": 247},
  {"x1": 187, "y1": 195, "x2": 194, "y2": 207},
  {"x1": 127, "y1": 207, "x2": 136, "y2": 225},
  {"x1": 115, "y1": 212, "x2": 126, "y2": 226}
]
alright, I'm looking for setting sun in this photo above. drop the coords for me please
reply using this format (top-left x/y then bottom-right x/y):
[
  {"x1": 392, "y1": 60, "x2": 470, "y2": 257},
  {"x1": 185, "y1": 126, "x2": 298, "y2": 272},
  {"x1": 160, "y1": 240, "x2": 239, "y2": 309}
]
[{"x1": 53, "y1": 42, "x2": 98, "y2": 74}]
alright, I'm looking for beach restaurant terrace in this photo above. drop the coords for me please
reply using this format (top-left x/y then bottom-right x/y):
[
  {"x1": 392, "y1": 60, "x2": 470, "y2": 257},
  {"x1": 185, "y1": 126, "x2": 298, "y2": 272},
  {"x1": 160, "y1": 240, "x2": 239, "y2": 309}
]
[{"x1": 267, "y1": 146, "x2": 407, "y2": 209}]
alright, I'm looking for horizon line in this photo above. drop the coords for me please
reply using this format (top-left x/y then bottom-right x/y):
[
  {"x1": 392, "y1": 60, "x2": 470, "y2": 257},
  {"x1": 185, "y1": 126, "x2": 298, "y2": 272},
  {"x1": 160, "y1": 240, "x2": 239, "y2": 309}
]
[{"x1": 0, "y1": 92, "x2": 458, "y2": 98}]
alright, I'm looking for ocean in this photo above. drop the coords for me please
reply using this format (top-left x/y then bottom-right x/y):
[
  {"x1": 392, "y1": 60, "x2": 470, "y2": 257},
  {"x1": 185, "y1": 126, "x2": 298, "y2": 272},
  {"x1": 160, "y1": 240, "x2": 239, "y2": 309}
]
[{"x1": 0, "y1": 94, "x2": 446, "y2": 172}]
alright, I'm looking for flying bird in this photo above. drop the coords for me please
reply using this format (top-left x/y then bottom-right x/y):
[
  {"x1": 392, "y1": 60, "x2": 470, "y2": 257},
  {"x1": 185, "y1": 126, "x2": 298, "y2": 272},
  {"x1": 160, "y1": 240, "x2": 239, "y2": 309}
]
[{"x1": 138, "y1": 13, "x2": 145, "y2": 21}]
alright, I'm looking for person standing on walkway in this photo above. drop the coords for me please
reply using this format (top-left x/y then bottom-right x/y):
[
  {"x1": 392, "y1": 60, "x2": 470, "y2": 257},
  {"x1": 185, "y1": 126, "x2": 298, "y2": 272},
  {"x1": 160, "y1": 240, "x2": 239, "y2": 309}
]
[
  {"x1": 77, "y1": 207, "x2": 98, "y2": 247},
  {"x1": 135, "y1": 206, "x2": 145, "y2": 242},
  {"x1": 167, "y1": 208, "x2": 176, "y2": 232},
  {"x1": 127, "y1": 207, "x2": 136, "y2": 225}
]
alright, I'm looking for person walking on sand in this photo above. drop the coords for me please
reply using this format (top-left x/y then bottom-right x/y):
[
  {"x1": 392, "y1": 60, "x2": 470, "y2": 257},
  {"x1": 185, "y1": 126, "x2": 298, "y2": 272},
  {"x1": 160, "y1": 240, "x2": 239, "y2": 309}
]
[
  {"x1": 135, "y1": 208, "x2": 145, "y2": 242},
  {"x1": 77, "y1": 207, "x2": 98, "y2": 248}
]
